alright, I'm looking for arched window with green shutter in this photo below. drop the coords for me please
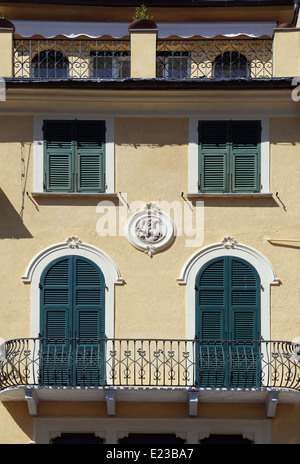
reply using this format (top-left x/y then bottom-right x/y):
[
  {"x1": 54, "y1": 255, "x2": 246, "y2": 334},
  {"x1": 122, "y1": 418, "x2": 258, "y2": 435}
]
[
  {"x1": 39, "y1": 255, "x2": 105, "y2": 386},
  {"x1": 195, "y1": 256, "x2": 261, "y2": 388}
]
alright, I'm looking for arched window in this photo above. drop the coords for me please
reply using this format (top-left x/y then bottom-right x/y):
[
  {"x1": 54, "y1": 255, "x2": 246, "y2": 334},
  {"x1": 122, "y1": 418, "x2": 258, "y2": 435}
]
[
  {"x1": 22, "y1": 240, "x2": 124, "y2": 387},
  {"x1": 195, "y1": 256, "x2": 261, "y2": 387},
  {"x1": 177, "y1": 239, "x2": 280, "y2": 387},
  {"x1": 31, "y1": 50, "x2": 69, "y2": 79},
  {"x1": 213, "y1": 51, "x2": 249, "y2": 79},
  {"x1": 39, "y1": 255, "x2": 105, "y2": 385}
]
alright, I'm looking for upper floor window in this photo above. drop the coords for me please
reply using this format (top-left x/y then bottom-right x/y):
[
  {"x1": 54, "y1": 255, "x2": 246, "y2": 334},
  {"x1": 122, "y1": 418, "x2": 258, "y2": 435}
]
[
  {"x1": 43, "y1": 119, "x2": 106, "y2": 193},
  {"x1": 213, "y1": 51, "x2": 249, "y2": 79},
  {"x1": 157, "y1": 52, "x2": 189, "y2": 79},
  {"x1": 31, "y1": 50, "x2": 69, "y2": 79},
  {"x1": 90, "y1": 51, "x2": 130, "y2": 79},
  {"x1": 198, "y1": 120, "x2": 261, "y2": 193}
]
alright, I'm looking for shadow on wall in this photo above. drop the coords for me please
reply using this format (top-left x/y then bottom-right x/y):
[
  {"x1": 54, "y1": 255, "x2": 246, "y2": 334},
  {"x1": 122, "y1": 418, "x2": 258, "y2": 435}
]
[{"x1": 0, "y1": 189, "x2": 33, "y2": 239}]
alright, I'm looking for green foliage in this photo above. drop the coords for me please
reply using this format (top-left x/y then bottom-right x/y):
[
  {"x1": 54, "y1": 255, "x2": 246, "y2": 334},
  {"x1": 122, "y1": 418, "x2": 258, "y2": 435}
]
[{"x1": 133, "y1": 4, "x2": 153, "y2": 20}]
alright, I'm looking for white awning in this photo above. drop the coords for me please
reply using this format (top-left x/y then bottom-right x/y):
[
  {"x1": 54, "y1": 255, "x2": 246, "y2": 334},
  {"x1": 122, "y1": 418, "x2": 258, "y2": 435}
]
[{"x1": 13, "y1": 21, "x2": 277, "y2": 39}]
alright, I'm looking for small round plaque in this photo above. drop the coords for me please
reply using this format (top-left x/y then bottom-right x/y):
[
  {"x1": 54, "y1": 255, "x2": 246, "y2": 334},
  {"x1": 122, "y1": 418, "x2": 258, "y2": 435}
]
[{"x1": 126, "y1": 203, "x2": 175, "y2": 256}]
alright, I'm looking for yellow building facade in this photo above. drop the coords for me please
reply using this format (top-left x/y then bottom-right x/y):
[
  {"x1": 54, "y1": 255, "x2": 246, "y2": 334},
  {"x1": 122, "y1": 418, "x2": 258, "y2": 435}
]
[{"x1": 0, "y1": 0, "x2": 299, "y2": 445}]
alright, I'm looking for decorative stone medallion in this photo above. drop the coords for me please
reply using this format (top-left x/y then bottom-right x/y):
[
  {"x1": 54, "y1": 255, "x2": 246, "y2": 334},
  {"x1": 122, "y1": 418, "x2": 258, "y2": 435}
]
[
  {"x1": 126, "y1": 203, "x2": 175, "y2": 257},
  {"x1": 66, "y1": 236, "x2": 82, "y2": 249},
  {"x1": 221, "y1": 236, "x2": 238, "y2": 249}
]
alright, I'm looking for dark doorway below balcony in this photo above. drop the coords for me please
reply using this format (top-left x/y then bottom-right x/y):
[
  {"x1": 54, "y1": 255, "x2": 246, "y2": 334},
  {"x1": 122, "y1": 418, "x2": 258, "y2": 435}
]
[
  {"x1": 200, "y1": 434, "x2": 254, "y2": 444},
  {"x1": 119, "y1": 434, "x2": 185, "y2": 444},
  {"x1": 51, "y1": 433, "x2": 104, "y2": 444}
]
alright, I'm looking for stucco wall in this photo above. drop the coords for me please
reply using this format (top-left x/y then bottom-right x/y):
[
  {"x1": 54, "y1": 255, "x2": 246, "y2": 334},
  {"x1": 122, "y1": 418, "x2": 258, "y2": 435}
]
[{"x1": 0, "y1": 102, "x2": 299, "y2": 444}]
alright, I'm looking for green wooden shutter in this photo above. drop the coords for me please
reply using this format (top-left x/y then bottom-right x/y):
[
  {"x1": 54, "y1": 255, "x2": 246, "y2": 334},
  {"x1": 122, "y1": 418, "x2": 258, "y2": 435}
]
[
  {"x1": 43, "y1": 120, "x2": 74, "y2": 192},
  {"x1": 231, "y1": 121, "x2": 261, "y2": 192},
  {"x1": 40, "y1": 257, "x2": 72, "y2": 385},
  {"x1": 196, "y1": 258, "x2": 227, "y2": 386},
  {"x1": 195, "y1": 257, "x2": 261, "y2": 387},
  {"x1": 229, "y1": 257, "x2": 261, "y2": 387},
  {"x1": 40, "y1": 256, "x2": 106, "y2": 386},
  {"x1": 198, "y1": 121, "x2": 229, "y2": 192},
  {"x1": 76, "y1": 120, "x2": 105, "y2": 192},
  {"x1": 198, "y1": 120, "x2": 261, "y2": 193},
  {"x1": 74, "y1": 257, "x2": 105, "y2": 385}
]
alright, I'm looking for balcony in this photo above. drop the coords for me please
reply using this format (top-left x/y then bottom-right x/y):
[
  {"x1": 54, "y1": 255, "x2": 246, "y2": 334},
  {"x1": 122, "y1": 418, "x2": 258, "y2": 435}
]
[
  {"x1": 1, "y1": 337, "x2": 300, "y2": 390},
  {"x1": 13, "y1": 39, "x2": 131, "y2": 80},
  {"x1": 156, "y1": 39, "x2": 273, "y2": 80},
  {"x1": 1, "y1": 337, "x2": 300, "y2": 416},
  {"x1": 13, "y1": 38, "x2": 273, "y2": 81}
]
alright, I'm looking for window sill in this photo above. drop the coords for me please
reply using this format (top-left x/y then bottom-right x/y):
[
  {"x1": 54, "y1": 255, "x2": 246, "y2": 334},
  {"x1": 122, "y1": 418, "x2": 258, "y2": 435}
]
[
  {"x1": 31, "y1": 192, "x2": 119, "y2": 199},
  {"x1": 186, "y1": 193, "x2": 273, "y2": 199}
]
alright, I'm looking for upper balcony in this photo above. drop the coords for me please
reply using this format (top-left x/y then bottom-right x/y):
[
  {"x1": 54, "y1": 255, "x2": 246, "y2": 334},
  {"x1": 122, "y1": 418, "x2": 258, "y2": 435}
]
[
  {"x1": 0, "y1": 17, "x2": 295, "y2": 85},
  {"x1": 13, "y1": 37, "x2": 273, "y2": 81}
]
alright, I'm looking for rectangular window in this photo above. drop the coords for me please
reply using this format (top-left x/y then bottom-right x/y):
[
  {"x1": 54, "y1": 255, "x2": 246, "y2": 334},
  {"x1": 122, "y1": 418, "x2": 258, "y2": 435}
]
[
  {"x1": 198, "y1": 120, "x2": 261, "y2": 193},
  {"x1": 157, "y1": 52, "x2": 190, "y2": 79},
  {"x1": 90, "y1": 52, "x2": 130, "y2": 79},
  {"x1": 43, "y1": 119, "x2": 106, "y2": 193}
]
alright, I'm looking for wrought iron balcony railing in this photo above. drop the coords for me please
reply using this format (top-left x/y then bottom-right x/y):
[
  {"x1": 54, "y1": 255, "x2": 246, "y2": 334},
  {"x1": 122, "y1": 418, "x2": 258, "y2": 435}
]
[
  {"x1": 156, "y1": 39, "x2": 273, "y2": 80},
  {"x1": 13, "y1": 38, "x2": 273, "y2": 80},
  {"x1": 1, "y1": 338, "x2": 300, "y2": 391},
  {"x1": 13, "y1": 39, "x2": 131, "y2": 80}
]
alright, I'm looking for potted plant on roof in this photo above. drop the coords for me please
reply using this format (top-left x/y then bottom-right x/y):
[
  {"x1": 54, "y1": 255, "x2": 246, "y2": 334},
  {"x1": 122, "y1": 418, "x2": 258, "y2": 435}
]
[
  {"x1": 129, "y1": 4, "x2": 157, "y2": 31},
  {"x1": 0, "y1": 12, "x2": 15, "y2": 33}
]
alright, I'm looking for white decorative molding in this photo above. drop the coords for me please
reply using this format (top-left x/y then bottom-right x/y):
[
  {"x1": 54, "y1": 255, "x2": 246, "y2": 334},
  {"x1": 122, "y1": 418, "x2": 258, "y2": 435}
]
[
  {"x1": 22, "y1": 240, "x2": 124, "y2": 340},
  {"x1": 33, "y1": 417, "x2": 272, "y2": 444},
  {"x1": 106, "y1": 390, "x2": 116, "y2": 416},
  {"x1": 66, "y1": 236, "x2": 82, "y2": 249},
  {"x1": 126, "y1": 203, "x2": 176, "y2": 257},
  {"x1": 25, "y1": 389, "x2": 39, "y2": 416},
  {"x1": 177, "y1": 239, "x2": 280, "y2": 342},
  {"x1": 188, "y1": 391, "x2": 198, "y2": 416},
  {"x1": 221, "y1": 236, "x2": 238, "y2": 249},
  {"x1": 265, "y1": 392, "x2": 278, "y2": 418}
]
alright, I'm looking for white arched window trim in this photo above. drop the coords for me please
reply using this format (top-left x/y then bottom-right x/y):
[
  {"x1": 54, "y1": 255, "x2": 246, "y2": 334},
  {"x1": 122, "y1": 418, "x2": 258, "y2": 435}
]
[
  {"x1": 22, "y1": 237, "x2": 124, "y2": 339},
  {"x1": 177, "y1": 237, "x2": 280, "y2": 341}
]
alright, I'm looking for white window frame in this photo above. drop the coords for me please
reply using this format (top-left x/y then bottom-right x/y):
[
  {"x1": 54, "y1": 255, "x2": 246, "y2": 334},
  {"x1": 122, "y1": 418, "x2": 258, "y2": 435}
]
[
  {"x1": 91, "y1": 54, "x2": 130, "y2": 79},
  {"x1": 188, "y1": 117, "x2": 270, "y2": 194},
  {"x1": 22, "y1": 240, "x2": 124, "y2": 341},
  {"x1": 33, "y1": 417, "x2": 271, "y2": 444},
  {"x1": 33, "y1": 115, "x2": 115, "y2": 194},
  {"x1": 157, "y1": 54, "x2": 191, "y2": 79},
  {"x1": 177, "y1": 239, "x2": 280, "y2": 343}
]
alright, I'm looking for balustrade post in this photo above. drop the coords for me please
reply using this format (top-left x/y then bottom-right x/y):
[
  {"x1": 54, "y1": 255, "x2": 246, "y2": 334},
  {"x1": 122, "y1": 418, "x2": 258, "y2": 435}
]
[
  {"x1": 129, "y1": 23, "x2": 158, "y2": 78},
  {"x1": 273, "y1": 25, "x2": 300, "y2": 77},
  {"x1": 0, "y1": 19, "x2": 15, "y2": 77}
]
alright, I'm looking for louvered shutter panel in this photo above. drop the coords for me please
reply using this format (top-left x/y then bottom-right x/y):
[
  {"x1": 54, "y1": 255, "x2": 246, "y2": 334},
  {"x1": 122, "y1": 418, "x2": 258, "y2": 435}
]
[
  {"x1": 43, "y1": 120, "x2": 74, "y2": 192},
  {"x1": 40, "y1": 257, "x2": 72, "y2": 385},
  {"x1": 198, "y1": 121, "x2": 228, "y2": 192},
  {"x1": 40, "y1": 256, "x2": 106, "y2": 386},
  {"x1": 74, "y1": 257, "x2": 105, "y2": 385},
  {"x1": 229, "y1": 257, "x2": 261, "y2": 387},
  {"x1": 195, "y1": 258, "x2": 227, "y2": 386},
  {"x1": 231, "y1": 121, "x2": 261, "y2": 192},
  {"x1": 76, "y1": 120, "x2": 105, "y2": 192},
  {"x1": 195, "y1": 257, "x2": 261, "y2": 387}
]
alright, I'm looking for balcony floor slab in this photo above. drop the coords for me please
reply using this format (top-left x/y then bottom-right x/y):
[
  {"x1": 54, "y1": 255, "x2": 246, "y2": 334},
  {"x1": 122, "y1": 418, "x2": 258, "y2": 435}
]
[{"x1": 1, "y1": 385, "x2": 300, "y2": 406}]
